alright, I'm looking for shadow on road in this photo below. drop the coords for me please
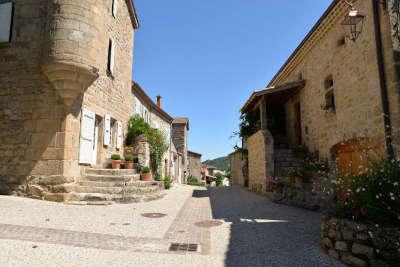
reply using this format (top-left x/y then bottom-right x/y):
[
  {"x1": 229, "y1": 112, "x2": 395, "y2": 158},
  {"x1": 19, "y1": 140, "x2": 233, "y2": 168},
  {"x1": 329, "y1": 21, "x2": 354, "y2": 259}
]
[{"x1": 207, "y1": 186, "x2": 344, "y2": 267}]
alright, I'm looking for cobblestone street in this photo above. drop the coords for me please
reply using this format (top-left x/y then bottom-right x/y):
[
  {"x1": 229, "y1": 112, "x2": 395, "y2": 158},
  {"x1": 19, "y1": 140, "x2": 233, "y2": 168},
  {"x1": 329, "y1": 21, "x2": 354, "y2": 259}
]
[{"x1": 0, "y1": 185, "x2": 343, "y2": 266}]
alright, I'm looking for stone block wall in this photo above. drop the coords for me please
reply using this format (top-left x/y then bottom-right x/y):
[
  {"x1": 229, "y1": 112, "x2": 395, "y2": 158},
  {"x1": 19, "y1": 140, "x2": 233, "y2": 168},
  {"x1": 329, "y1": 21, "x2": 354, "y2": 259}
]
[
  {"x1": 229, "y1": 151, "x2": 245, "y2": 186},
  {"x1": 321, "y1": 215, "x2": 400, "y2": 266},
  {"x1": 0, "y1": 0, "x2": 135, "y2": 197},
  {"x1": 247, "y1": 130, "x2": 270, "y2": 194},
  {"x1": 188, "y1": 153, "x2": 202, "y2": 180}
]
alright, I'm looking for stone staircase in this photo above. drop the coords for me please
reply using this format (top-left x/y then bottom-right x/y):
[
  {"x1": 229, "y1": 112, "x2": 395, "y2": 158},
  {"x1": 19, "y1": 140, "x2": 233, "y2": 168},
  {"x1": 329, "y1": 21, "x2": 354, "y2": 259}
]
[
  {"x1": 44, "y1": 169, "x2": 166, "y2": 205},
  {"x1": 274, "y1": 149, "x2": 303, "y2": 177}
]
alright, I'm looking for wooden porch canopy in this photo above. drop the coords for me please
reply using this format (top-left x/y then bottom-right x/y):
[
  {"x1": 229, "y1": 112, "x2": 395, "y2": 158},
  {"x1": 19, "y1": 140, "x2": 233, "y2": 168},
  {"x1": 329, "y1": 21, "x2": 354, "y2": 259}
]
[{"x1": 241, "y1": 80, "x2": 306, "y2": 113}]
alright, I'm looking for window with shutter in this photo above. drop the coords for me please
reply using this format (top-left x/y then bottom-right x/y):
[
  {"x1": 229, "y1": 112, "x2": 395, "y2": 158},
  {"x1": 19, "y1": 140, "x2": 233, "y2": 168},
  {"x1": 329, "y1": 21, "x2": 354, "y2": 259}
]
[
  {"x1": 0, "y1": 2, "x2": 14, "y2": 43},
  {"x1": 107, "y1": 39, "x2": 115, "y2": 76},
  {"x1": 116, "y1": 121, "x2": 123, "y2": 150},
  {"x1": 112, "y1": 0, "x2": 118, "y2": 17},
  {"x1": 104, "y1": 114, "x2": 111, "y2": 146},
  {"x1": 79, "y1": 109, "x2": 96, "y2": 164}
]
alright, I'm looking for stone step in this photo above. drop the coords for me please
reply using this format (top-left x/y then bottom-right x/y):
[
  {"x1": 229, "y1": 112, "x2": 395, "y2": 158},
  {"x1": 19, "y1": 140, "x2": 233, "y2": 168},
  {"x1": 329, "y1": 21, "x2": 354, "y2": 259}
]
[
  {"x1": 84, "y1": 168, "x2": 137, "y2": 176},
  {"x1": 71, "y1": 185, "x2": 162, "y2": 195},
  {"x1": 74, "y1": 192, "x2": 166, "y2": 203},
  {"x1": 81, "y1": 174, "x2": 140, "y2": 183},
  {"x1": 78, "y1": 180, "x2": 156, "y2": 188}
]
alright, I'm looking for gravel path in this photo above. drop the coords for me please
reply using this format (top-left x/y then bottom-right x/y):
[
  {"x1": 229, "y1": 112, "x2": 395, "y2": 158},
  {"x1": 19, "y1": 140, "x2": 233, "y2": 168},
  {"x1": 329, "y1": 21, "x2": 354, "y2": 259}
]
[{"x1": 0, "y1": 185, "x2": 344, "y2": 266}]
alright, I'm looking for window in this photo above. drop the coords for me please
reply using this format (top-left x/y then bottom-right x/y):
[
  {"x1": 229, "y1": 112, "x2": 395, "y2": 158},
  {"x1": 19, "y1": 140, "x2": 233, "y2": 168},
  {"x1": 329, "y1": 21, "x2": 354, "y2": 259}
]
[
  {"x1": 107, "y1": 38, "x2": 115, "y2": 77},
  {"x1": 112, "y1": 0, "x2": 118, "y2": 18},
  {"x1": 323, "y1": 75, "x2": 335, "y2": 111},
  {"x1": 0, "y1": 2, "x2": 14, "y2": 43}
]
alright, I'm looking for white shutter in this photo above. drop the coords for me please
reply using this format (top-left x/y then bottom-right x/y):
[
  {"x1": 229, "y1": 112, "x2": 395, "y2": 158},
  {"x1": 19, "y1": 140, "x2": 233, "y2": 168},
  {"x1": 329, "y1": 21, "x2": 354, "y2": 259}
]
[
  {"x1": 116, "y1": 121, "x2": 123, "y2": 150},
  {"x1": 110, "y1": 39, "x2": 115, "y2": 75},
  {"x1": 103, "y1": 114, "x2": 111, "y2": 146},
  {"x1": 112, "y1": 0, "x2": 118, "y2": 18},
  {"x1": 0, "y1": 2, "x2": 13, "y2": 43},
  {"x1": 79, "y1": 109, "x2": 96, "y2": 164}
]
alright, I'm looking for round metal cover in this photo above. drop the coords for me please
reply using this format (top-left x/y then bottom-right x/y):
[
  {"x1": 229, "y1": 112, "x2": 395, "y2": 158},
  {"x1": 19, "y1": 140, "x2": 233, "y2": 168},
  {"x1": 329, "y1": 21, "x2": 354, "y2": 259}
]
[
  {"x1": 195, "y1": 220, "x2": 223, "y2": 228},
  {"x1": 141, "y1": 213, "x2": 167, "y2": 218}
]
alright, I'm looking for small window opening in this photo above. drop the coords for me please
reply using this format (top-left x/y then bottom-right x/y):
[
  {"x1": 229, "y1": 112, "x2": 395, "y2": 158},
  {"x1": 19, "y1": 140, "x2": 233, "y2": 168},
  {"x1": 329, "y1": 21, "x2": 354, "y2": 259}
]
[{"x1": 323, "y1": 75, "x2": 335, "y2": 112}]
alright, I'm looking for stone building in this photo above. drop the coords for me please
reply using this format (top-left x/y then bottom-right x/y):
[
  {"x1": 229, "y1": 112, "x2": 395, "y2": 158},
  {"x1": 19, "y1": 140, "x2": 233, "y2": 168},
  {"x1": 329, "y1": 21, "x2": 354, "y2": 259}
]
[
  {"x1": 235, "y1": 0, "x2": 400, "y2": 193},
  {"x1": 131, "y1": 82, "x2": 174, "y2": 178},
  {"x1": 187, "y1": 150, "x2": 202, "y2": 179},
  {"x1": 172, "y1": 117, "x2": 190, "y2": 182},
  {"x1": 0, "y1": 0, "x2": 143, "y2": 199}
]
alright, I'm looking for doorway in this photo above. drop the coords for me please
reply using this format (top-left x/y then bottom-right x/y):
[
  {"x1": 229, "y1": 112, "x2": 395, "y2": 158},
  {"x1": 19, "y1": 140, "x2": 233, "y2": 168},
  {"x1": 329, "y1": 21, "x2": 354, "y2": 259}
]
[{"x1": 294, "y1": 102, "x2": 302, "y2": 146}]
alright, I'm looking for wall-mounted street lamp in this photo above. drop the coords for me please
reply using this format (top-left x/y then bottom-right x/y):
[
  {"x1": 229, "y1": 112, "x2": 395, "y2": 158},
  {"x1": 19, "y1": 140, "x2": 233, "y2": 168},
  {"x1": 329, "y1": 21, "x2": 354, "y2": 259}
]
[{"x1": 341, "y1": 7, "x2": 365, "y2": 42}]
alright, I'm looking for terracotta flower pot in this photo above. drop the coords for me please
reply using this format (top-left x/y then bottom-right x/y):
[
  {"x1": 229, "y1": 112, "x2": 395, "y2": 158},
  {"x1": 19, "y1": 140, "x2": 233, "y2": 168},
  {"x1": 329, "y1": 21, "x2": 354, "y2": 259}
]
[
  {"x1": 141, "y1": 172, "x2": 152, "y2": 181},
  {"x1": 125, "y1": 161, "x2": 134, "y2": 169},
  {"x1": 112, "y1": 160, "x2": 121, "y2": 169},
  {"x1": 294, "y1": 176, "x2": 303, "y2": 187}
]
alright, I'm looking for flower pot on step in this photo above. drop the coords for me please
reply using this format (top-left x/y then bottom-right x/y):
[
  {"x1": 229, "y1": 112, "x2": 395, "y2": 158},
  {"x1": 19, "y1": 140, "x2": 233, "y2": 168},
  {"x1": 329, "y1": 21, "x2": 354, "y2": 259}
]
[
  {"x1": 141, "y1": 172, "x2": 152, "y2": 181},
  {"x1": 125, "y1": 161, "x2": 134, "y2": 169},
  {"x1": 112, "y1": 160, "x2": 121, "y2": 169},
  {"x1": 294, "y1": 176, "x2": 303, "y2": 187}
]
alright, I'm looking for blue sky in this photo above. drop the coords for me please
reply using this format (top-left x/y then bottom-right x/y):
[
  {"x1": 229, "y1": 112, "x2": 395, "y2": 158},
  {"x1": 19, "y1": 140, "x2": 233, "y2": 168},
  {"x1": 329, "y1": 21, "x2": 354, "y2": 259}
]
[{"x1": 132, "y1": 0, "x2": 332, "y2": 161}]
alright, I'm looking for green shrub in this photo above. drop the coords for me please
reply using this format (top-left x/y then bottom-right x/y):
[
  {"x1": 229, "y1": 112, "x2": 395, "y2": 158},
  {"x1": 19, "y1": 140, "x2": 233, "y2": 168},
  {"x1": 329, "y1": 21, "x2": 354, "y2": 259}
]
[
  {"x1": 187, "y1": 175, "x2": 200, "y2": 186},
  {"x1": 215, "y1": 173, "x2": 224, "y2": 187},
  {"x1": 124, "y1": 155, "x2": 134, "y2": 162},
  {"x1": 164, "y1": 176, "x2": 172, "y2": 190},
  {"x1": 126, "y1": 115, "x2": 169, "y2": 178},
  {"x1": 133, "y1": 157, "x2": 139, "y2": 164},
  {"x1": 335, "y1": 158, "x2": 400, "y2": 225},
  {"x1": 111, "y1": 154, "x2": 121, "y2": 160},
  {"x1": 142, "y1": 167, "x2": 151, "y2": 174}
]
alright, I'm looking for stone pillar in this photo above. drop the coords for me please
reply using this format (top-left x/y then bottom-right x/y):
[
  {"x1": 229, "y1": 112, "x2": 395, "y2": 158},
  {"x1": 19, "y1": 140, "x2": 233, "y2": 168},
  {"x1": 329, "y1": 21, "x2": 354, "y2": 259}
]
[
  {"x1": 135, "y1": 135, "x2": 150, "y2": 168},
  {"x1": 260, "y1": 96, "x2": 268, "y2": 131}
]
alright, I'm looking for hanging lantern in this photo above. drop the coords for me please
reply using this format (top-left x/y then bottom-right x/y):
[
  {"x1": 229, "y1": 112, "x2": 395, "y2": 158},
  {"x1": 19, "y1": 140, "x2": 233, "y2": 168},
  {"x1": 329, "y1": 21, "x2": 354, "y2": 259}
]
[{"x1": 341, "y1": 8, "x2": 365, "y2": 42}]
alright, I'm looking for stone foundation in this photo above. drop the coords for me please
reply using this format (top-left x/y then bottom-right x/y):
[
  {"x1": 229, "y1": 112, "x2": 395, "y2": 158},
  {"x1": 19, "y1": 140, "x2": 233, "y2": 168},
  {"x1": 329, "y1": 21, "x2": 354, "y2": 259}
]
[{"x1": 321, "y1": 215, "x2": 400, "y2": 266}]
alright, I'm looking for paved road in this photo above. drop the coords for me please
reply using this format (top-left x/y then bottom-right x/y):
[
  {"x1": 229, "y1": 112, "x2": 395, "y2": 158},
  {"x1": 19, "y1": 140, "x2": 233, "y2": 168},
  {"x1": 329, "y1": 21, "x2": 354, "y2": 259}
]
[{"x1": 0, "y1": 185, "x2": 343, "y2": 267}]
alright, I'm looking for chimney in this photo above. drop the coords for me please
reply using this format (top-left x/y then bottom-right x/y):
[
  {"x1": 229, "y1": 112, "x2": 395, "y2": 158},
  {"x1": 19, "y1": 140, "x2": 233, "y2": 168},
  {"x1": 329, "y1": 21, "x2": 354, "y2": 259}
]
[{"x1": 156, "y1": 95, "x2": 162, "y2": 108}]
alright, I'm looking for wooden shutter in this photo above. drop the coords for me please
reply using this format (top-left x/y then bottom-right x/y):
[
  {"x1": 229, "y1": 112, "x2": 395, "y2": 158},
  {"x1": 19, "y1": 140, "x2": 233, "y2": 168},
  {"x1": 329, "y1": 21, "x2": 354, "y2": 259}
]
[
  {"x1": 103, "y1": 114, "x2": 111, "y2": 146},
  {"x1": 112, "y1": 0, "x2": 118, "y2": 17},
  {"x1": 0, "y1": 2, "x2": 13, "y2": 43},
  {"x1": 116, "y1": 121, "x2": 123, "y2": 149},
  {"x1": 79, "y1": 109, "x2": 96, "y2": 164}
]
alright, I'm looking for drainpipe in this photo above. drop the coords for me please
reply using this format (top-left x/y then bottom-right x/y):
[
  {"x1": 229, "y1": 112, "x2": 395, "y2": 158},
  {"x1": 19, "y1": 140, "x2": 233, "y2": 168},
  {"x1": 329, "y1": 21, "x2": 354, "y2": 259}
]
[{"x1": 372, "y1": 0, "x2": 395, "y2": 158}]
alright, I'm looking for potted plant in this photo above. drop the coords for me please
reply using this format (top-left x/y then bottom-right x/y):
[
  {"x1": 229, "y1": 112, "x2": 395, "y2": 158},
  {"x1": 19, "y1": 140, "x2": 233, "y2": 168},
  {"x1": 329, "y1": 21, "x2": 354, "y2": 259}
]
[
  {"x1": 289, "y1": 169, "x2": 303, "y2": 188},
  {"x1": 111, "y1": 154, "x2": 121, "y2": 169},
  {"x1": 141, "y1": 167, "x2": 152, "y2": 181},
  {"x1": 124, "y1": 155, "x2": 134, "y2": 169}
]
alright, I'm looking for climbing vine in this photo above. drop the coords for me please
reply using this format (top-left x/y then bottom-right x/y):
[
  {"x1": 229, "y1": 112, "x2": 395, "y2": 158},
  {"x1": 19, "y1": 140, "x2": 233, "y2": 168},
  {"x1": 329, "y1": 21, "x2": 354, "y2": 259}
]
[{"x1": 126, "y1": 115, "x2": 169, "y2": 177}]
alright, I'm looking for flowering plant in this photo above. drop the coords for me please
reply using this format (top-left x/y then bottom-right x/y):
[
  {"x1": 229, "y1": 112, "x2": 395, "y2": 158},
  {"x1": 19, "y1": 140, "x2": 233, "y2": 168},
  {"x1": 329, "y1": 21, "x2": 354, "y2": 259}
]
[{"x1": 335, "y1": 158, "x2": 400, "y2": 226}]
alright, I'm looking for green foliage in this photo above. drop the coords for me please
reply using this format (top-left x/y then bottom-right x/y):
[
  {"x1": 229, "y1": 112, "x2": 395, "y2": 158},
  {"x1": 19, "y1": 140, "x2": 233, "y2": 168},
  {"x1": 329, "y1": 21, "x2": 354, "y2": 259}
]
[
  {"x1": 234, "y1": 111, "x2": 260, "y2": 139},
  {"x1": 187, "y1": 175, "x2": 201, "y2": 186},
  {"x1": 126, "y1": 115, "x2": 169, "y2": 177},
  {"x1": 141, "y1": 167, "x2": 151, "y2": 174},
  {"x1": 335, "y1": 158, "x2": 400, "y2": 226},
  {"x1": 164, "y1": 176, "x2": 172, "y2": 190},
  {"x1": 215, "y1": 172, "x2": 224, "y2": 187},
  {"x1": 111, "y1": 154, "x2": 121, "y2": 160},
  {"x1": 293, "y1": 145, "x2": 309, "y2": 160},
  {"x1": 203, "y1": 156, "x2": 230, "y2": 171},
  {"x1": 124, "y1": 155, "x2": 134, "y2": 162}
]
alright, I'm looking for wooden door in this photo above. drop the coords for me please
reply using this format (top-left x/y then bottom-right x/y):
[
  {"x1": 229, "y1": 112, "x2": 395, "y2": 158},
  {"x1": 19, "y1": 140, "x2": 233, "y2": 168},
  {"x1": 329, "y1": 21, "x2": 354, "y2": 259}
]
[
  {"x1": 336, "y1": 138, "x2": 382, "y2": 176},
  {"x1": 79, "y1": 109, "x2": 96, "y2": 165}
]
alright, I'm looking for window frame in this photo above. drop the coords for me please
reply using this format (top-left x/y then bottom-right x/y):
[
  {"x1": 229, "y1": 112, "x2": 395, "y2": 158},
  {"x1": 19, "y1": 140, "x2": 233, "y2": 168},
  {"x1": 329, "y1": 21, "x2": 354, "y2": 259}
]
[
  {"x1": 0, "y1": 1, "x2": 14, "y2": 44},
  {"x1": 323, "y1": 75, "x2": 336, "y2": 112},
  {"x1": 107, "y1": 38, "x2": 115, "y2": 78}
]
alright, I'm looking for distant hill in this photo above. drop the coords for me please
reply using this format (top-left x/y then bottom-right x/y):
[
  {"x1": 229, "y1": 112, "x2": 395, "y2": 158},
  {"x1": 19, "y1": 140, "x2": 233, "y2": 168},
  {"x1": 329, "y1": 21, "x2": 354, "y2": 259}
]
[{"x1": 203, "y1": 156, "x2": 229, "y2": 171}]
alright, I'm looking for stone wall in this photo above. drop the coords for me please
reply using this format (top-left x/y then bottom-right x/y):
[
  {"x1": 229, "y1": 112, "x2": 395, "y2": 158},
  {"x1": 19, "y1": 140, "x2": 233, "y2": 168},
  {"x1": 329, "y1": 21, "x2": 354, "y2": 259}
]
[
  {"x1": 321, "y1": 215, "x2": 400, "y2": 266},
  {"x1": 229, "y1": 151, "x2": 245, "y2": 186},
  {"x1": 269, "y1": 0, "x2": 398, "y2": 160},
  {"x1": 247, "y1": 130, "x2": 274, "y2": 194},
  {"x1": 0, "y1": 0, "x2": 135, "y2": 197},
  {"x1": 172, "y1": 123, "x2": 188, "y2": 163},
  {"x1": 188, "y1": 153, "x2": 202, "y2": 180}
]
